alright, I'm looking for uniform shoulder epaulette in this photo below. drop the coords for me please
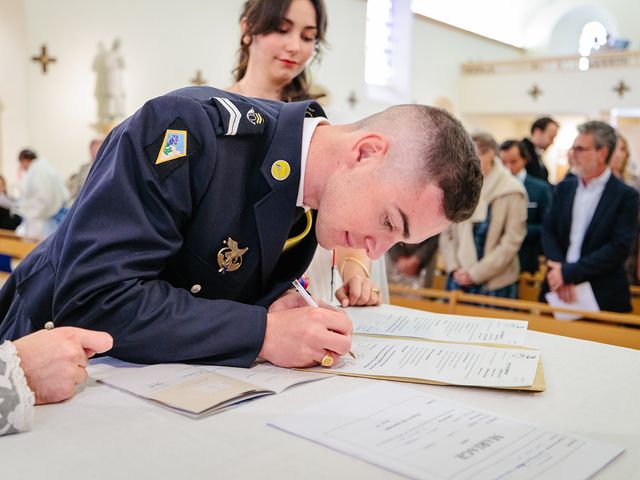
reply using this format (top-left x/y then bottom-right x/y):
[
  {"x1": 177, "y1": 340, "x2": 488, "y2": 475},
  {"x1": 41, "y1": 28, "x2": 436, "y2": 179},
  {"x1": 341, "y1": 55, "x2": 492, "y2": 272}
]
[{"x1": 209, "y1": 96, "x2": 267, "y2": 136}]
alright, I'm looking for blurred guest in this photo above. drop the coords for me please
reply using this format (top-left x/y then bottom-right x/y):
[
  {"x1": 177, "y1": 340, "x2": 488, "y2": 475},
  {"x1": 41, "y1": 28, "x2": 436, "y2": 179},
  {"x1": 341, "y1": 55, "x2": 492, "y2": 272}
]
[
  {"x1": 67, "y1": 138, "x2": 103, "y2": 204},
  {"x1": 13, "y1": 149, "x2": 69, "y2": 239},
  {"x1": 610, "y1": 132, "x2": 640, "y2": 284},
  {"x1": 541, "y1": 121, "x2": 639, "y2": 311},
  {"x1": 388, "y1": 236, "x2": 439, "y2": 288},
  {"x1": 500, "y1": 140, "x2": 552, "y2": 274},
  {"x1": 440, "y1": 132, "x2": 526, "y2": 298},
  {"x1": 0, "y1": 175, "x2": 21, "y2": 231},
  {"x1": 522, "y1": 117, "x2": 559, "y2": 183},
  {"x1": 610, "y1": 133, "x2": 639, "y2": 188}
]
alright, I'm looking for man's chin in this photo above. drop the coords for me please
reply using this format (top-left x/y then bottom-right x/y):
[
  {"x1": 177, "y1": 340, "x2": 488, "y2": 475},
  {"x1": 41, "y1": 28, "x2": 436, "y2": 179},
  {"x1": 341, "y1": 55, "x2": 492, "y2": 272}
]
[
  {"x1": 314, "y1": 230, "x2": 333, "y2": 250},
  {"x1": 315, "y1": 236, "x2": 332, "y2": 249}
]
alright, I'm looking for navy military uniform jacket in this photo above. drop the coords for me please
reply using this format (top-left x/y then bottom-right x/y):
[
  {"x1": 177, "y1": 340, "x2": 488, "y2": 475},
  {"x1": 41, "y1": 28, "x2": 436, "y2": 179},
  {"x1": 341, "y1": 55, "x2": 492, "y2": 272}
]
[{"x1": 0, "y1": 87, "x2": 324, "y2": 366}]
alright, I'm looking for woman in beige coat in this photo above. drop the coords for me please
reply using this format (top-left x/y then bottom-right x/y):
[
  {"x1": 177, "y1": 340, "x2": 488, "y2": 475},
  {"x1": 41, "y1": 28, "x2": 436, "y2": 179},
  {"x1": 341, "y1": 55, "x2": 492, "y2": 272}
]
[{"x1": 440, "y1": 132, "x2": 527, "y2": 298}]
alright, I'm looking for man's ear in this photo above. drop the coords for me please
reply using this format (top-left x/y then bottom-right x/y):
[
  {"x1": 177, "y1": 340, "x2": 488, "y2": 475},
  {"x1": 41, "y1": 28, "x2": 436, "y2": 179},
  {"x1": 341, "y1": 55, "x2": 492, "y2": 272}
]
[
  {"x1": 599, "y1": 147, "x2": 610, "y2": 166},
  {"x1": 351, "y1": 133, "x2": 388, "y2": 165}
]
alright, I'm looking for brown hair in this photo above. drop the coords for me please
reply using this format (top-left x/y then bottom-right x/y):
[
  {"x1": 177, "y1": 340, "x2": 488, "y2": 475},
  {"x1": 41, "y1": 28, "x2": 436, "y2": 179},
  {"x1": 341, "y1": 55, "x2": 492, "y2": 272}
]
[
  {"x1": 356, "y1": 106, "x2": 482, "y2": 223},
  {"x1": 233, "y1": 0, "x2": 328, "y2": 102}
]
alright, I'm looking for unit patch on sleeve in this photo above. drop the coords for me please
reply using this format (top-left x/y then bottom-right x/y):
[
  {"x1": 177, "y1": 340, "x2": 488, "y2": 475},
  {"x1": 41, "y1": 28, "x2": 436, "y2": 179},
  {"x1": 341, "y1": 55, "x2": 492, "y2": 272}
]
[{"x1": 156, "y1": 129, "x2": 188, "y2": 165}]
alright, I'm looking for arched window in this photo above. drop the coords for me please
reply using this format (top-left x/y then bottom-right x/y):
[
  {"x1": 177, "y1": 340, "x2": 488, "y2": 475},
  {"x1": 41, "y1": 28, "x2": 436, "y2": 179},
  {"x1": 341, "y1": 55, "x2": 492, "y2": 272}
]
[
  {"x1": 365, "y1": 0, "x2": 411, "y2": 102},
  {"x1": 578, "y1": 21, "x2": 608, "y2": 71}
]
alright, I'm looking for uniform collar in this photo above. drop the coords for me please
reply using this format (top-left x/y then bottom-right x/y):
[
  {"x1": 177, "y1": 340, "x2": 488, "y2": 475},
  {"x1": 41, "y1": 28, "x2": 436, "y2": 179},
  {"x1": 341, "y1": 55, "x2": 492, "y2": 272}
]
[{"x1": 297, "y1": 116, "x2": 329, "y2": 209}]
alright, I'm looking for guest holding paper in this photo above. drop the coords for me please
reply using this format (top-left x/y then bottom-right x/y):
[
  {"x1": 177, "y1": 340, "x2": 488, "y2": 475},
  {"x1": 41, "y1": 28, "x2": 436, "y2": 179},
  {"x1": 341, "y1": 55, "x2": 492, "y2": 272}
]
[{"x1": 541, "y1": 121, "x2": 639, "y2": 311}]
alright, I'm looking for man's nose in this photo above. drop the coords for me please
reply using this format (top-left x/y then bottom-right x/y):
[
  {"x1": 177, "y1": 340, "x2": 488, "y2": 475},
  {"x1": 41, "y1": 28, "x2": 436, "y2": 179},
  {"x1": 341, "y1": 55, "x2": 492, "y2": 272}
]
[{"x1": 364, "y1": 236, "x2": 393, "y2": 260}]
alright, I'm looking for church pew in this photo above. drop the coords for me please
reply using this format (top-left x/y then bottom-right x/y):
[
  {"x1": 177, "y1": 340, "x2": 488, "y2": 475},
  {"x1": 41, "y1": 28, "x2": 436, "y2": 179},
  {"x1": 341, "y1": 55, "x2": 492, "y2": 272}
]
[
  {"x1": 389, "y1": 284, "x2": 640, "y2": 350},
  {"x1": 0, "y1": 229, "x2": 39, "y2": 283}
]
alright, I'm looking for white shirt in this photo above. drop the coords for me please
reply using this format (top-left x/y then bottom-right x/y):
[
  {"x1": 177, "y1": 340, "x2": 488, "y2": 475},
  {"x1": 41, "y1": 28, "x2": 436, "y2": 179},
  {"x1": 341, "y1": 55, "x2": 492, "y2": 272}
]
[
  {"x1": 515, "y1": 169, "x2": 527, "y2": 183},
  {"x1": 296, "y1": 117, "x2": 328, "y2": 209},
  {"x1": 566, "y1": 168, "x2": 611, "y2": 263},
  {"x1": 14, "y1": 158, "x2": 69, "y2": 239}
]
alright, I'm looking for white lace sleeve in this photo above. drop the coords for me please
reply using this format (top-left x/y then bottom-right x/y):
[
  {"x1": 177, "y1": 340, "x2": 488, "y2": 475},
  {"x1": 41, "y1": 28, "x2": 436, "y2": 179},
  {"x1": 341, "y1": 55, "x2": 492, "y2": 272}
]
[{"x1": 0, "y1": 341, "x2": 35, "y2": 436}]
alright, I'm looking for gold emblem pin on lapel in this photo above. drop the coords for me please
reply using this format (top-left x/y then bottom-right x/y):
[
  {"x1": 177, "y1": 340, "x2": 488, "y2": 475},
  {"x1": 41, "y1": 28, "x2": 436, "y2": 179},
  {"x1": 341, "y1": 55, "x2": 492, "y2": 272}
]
[
  {"x1": 271, "y1": 160, "x2": 291, "y2": 181},
  {"x1": 217, "y1": 237, "x2": 249, "y2": 273}
]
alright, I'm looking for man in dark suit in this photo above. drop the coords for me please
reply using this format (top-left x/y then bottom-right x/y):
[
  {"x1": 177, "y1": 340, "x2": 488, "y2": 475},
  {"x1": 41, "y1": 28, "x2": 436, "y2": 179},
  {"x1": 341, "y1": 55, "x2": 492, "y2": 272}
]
[
  {"x1": 521, "y1": 117, "x2": 559, "y2": 183},
  {"x1": 0, "y1": 86, "x2": 482, "y2": 368},
  {"x1": 541, "y1": 121, "x2": 639, "y2": 312},
  {"x1": 500, "y1": 140, "x2": 552, "y2": 274}
]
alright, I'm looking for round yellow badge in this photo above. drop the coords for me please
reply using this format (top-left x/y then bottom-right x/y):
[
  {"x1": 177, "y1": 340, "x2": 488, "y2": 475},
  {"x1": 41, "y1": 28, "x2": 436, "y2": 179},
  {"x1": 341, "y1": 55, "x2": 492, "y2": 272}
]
[{"x1": 271, "y1": 160, "x2": 291, "y2": 181}]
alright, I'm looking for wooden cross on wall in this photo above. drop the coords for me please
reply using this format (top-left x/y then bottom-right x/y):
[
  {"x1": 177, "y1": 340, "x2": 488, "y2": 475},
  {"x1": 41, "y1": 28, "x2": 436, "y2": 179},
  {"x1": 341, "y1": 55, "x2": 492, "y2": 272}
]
[
  {"x1": 347, "y1": 91, "x2": 359, "y2": 109},
  {"x1": 190, "y1": 70, "x2": 207, "y2": 86},
  {"x1": 527, "y1": 84, "x2": 542, "y2": 101},
  {"x1": 31, "y1": 44, "x2": 57, "y2": 73},
  {"x1": 613, "y1": 80, "x2": 630, "y2": 98}
]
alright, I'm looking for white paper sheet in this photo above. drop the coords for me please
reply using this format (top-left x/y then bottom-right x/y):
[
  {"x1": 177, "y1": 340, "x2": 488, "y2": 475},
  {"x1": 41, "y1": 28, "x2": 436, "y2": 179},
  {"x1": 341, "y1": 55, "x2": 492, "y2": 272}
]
[
  {"x1": 545, "y1": 282, "x2": 600, "y2": 320},
  {"x1": 306, "y1": 336, "x2": 540, "y2": 388},
  {"x1": 269, "y1": 382, "x2": 624, "y2": 480},
  {"x1": 347, "y1": 304, "x2": 528, "y2": 345}
]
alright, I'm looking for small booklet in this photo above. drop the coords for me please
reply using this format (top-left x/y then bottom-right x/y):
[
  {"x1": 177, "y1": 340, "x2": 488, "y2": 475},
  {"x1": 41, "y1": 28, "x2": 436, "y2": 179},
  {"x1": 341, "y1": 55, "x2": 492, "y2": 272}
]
[
  {"x1": 89, "y1": 358, "x2": 326, "y2": 418},
  {"x1": 300, "y1": 304, "x2": 543, "y2": 392},
  {"x1": 269, "y1": 382, "x2": 623, "y2": 480}
]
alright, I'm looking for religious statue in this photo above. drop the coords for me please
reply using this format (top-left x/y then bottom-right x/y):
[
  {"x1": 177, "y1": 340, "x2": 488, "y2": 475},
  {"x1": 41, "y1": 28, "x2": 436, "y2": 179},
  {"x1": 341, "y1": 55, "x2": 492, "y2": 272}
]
[{"x1": 93, "y1": 39, "x2": 126, "y2": 125}]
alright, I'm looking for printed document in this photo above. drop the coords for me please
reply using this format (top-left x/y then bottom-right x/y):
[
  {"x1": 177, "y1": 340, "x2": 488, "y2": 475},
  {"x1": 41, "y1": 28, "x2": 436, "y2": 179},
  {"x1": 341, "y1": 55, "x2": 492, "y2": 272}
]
[
  {"x1": 303, "y1": 336, "x2": 541, "y2": 389},
  {"x1": 347, "y1": 304, "x2": 528, "y2": 345},
  {"x1": 270, "y1": 382, "x2": 624, "y2": 480}
]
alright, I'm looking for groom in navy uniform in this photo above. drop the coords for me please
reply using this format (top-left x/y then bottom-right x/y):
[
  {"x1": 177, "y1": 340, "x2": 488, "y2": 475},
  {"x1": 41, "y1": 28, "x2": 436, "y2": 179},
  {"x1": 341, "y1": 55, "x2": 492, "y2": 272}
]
[{"x1": 0, "y1": 86, "x2": 482, "y2": 367}]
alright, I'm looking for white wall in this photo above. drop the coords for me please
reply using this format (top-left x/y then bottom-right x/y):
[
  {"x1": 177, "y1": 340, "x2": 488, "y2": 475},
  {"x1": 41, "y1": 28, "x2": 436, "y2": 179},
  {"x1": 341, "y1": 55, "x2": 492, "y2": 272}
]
[
  {"x1": 3, "y1": 0, "x2": 639, "y2": 185},
  {"x1": 411, "y1": 17, "x2": 523, "y2": 112},
  {"x1": 0, "y1": 0, "x2": 29, "y2": 186},
  {"x1": 19, "y1": 0, "x2": 242, "y2": 180},
  {"x1": 459, "y1": 66, "x2": 640, "y2": 116}
]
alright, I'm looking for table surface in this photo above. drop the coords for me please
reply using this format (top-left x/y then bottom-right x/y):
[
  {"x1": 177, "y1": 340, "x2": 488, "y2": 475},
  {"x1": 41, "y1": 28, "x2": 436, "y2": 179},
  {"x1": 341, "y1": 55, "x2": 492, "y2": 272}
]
[{"x1": 2, "y1": 330, "x2": 640, "y2": 480}]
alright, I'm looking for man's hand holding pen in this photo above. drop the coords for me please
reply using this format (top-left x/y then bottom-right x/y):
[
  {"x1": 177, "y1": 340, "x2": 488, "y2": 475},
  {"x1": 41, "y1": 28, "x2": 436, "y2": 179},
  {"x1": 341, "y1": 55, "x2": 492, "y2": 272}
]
[{"x1": 259, "y1": 286, "x2": 353, "y2": 368}]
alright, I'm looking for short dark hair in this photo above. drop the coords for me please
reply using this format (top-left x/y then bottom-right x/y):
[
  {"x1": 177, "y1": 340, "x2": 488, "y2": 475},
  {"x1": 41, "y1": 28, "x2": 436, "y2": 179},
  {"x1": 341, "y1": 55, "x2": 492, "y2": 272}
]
[
  {"x1": 500, "y1": 139, "x2": 530, "y2": 163},
  {"x1": 577, "y1": 120, "x2": 617, "y2": 164},
  {"x1": 18, "y1": 149, "x2": 37, "y2": 161},
  {"x1": 531, "y1": 117, "x2": 558, "y2": 135},
  {"x1": 356, "y1": 105, "x2": 482, "y2": 224}
]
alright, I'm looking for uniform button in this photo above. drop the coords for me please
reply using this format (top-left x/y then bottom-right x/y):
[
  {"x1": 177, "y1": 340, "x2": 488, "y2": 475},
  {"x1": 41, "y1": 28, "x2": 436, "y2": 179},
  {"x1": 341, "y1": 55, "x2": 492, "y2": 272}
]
[
  {"x1": 190, "y1": 284, "x2": 202, "y2": 294},
  {"x1": 44, "y1": 321, "x2": 54, "y2": 330}
]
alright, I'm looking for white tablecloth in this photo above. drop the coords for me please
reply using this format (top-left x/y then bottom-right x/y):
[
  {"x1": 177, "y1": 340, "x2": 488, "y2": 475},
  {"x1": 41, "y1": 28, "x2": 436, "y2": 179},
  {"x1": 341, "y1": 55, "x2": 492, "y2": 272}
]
[{"x1": 2, "y1": 330, "x2": 639, "y2": 479}]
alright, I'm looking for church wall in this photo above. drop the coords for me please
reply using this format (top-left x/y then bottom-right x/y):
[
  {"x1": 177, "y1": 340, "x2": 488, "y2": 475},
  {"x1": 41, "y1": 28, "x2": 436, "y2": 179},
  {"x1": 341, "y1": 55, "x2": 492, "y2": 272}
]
[
  {"x1": 19, "y1": 0, "x2": 243, "y2": 180},
  {"x1": 8, "y1": 0, "x2": 639, "y2": 185},
  {"x1": 459, "y1": 67, "x2": 640, "y2": 116},
  {"x1": 410, "y1": 17, "x2": 524, "y2": 112},
  {"x1": 0, "y1": 0, "x2": 29, "y2": 188}
]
